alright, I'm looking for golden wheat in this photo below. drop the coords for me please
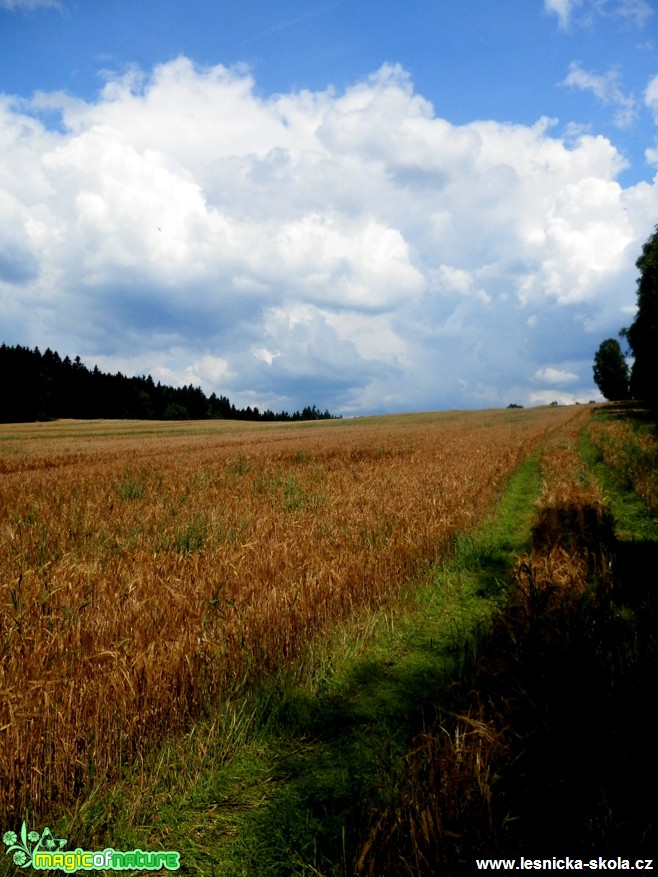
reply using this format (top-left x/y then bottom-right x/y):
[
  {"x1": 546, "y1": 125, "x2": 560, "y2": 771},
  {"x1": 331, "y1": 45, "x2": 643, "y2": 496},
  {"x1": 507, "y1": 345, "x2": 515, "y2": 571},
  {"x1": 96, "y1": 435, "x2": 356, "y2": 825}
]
[{"x1": 0, "y1": 407, "x2": 590, "y2": 821}]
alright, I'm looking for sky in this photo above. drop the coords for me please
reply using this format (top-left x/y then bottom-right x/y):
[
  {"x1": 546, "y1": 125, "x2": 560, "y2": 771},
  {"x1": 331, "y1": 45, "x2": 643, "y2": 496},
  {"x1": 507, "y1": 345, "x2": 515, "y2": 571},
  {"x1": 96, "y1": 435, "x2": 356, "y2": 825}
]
[{"x1": 1, "y1": 0, "x2": 658, "y2": 415}]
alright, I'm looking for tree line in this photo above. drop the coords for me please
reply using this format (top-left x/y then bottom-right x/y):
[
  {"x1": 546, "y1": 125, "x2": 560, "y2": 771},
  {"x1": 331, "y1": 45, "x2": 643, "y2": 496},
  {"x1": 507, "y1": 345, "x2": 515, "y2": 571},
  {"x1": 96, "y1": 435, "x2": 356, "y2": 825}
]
[
  {"x1": 593, "y1": 226, "x2": 658, "y2": 404},
  {"x1": 0, "y1": 344, "x2": 338, "y2": 424}
]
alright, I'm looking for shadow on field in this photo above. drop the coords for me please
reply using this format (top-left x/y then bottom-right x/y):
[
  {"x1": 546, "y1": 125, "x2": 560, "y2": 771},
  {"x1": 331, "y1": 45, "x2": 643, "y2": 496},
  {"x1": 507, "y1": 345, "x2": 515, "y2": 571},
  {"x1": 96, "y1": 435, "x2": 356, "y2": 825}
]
[
  {"x1": 244, "y1": 636, "x2": 459, "y2": 876},
  {"x1": 493, "y1": 534, "x2": 658, "y2": 858},
  {"x1": 613, "y1": 538, "x2": 658, "y2": 605},
  {"x1": 598, "y1": 399, "x2": 658, "y2": 435},
  {"x1": 356, "y1": 506, "x2": 658, "y2": 873}
]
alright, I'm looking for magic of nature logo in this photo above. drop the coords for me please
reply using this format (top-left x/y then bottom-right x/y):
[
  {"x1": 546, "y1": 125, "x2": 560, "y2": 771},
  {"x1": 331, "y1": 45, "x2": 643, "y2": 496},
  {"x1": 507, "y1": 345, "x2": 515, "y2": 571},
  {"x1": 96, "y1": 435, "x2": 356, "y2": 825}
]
[{"x1": 3, "y1": 822, "x2": 180, "y2": 872}]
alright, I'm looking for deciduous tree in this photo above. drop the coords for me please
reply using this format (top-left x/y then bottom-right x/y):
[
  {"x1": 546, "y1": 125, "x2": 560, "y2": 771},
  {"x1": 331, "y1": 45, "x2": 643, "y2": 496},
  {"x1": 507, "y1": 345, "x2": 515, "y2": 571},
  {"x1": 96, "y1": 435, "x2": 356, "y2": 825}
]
[{"x1": 593, "y1": 338, "x2": 629, "y2": 401}]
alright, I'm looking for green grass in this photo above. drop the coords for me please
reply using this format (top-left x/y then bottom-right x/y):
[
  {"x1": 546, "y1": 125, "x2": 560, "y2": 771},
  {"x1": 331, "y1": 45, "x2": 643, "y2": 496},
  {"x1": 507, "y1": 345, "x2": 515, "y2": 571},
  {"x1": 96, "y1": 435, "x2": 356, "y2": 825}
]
[{"x1": 579, "y1": 415, "x2": 658, "y2": 543}]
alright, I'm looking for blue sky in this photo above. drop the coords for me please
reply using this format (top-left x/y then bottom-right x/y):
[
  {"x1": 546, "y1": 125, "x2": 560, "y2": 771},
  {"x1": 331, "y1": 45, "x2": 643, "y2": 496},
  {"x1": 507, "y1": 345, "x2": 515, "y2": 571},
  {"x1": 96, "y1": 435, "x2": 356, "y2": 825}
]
[{"x1": 1, "y1": 0, "x2": 658, "y2": 414}]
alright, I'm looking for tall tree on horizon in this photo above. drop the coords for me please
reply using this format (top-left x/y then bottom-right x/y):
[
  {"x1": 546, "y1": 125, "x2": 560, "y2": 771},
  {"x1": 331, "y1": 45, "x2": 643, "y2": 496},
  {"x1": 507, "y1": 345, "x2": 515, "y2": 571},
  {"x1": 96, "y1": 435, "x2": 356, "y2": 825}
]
[
  {"x1": 625, "y1": 226, "x2": 658, "y2": 402},
  {"x1": 593, "y1": 338, "x2": 630, "y2": 401}
]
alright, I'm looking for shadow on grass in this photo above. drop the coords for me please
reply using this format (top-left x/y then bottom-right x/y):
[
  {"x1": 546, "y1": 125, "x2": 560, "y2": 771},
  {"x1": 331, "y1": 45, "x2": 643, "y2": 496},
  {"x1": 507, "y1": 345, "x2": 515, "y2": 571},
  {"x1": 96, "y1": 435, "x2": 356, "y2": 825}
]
[
  {"x1": 595, "y1": 399, "x2": 658, "y2": 435},
  {"x1": 354, "y1": 513, "x2": 658, "y2": 872},
  {"x1": 477, "y1": 521, "x2": 658, "y2": 857},
  {"x1": 493, "y1": 543, "x2": 658, "y2": 858},
  {"x1": 243, "y1": 635, "x2": 462, "y2": 876}
]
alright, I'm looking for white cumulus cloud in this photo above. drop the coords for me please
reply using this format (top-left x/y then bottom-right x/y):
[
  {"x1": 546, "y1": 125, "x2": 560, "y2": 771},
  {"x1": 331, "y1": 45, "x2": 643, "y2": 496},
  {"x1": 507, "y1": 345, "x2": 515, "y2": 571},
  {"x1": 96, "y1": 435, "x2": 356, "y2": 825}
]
[
  {"x1": 534, "y1": 367, "x2": 580, "y2": 383},
  {"x1": 0, "y1": 58, "x2": 655, "y2": 413}
]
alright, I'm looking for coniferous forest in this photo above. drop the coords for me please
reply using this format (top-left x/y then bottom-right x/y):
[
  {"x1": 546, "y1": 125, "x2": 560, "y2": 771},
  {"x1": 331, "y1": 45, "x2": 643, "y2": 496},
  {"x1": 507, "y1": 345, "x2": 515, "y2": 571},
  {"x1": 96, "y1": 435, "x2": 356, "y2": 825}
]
[{"x1": 0, "y1": 343, "x2": 337, "y2": 423}]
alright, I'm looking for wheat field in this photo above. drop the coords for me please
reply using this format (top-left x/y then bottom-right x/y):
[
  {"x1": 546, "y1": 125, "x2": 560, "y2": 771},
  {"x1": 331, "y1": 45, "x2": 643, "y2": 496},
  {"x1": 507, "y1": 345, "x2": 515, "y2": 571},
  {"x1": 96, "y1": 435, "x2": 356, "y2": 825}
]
[{"x1": 0, "y1": 406, "x2": 591, "y2": 822}]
